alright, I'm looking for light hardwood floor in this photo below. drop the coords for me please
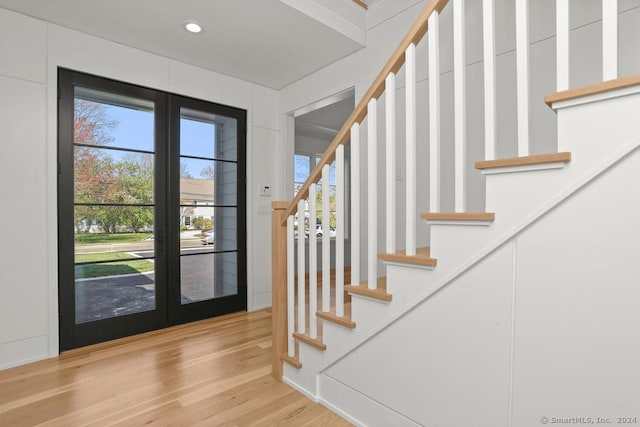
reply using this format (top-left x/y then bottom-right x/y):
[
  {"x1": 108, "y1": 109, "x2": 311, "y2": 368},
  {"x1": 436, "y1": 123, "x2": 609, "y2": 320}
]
[{"x1": 0, "y1": 310, "x2": 352, "y2": 426}]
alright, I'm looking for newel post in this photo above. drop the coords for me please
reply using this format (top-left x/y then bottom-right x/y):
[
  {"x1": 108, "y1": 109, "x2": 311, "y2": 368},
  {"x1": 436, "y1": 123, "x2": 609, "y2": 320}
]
[{"x1": 271, "y1": 201, "x2": 289, "y2": 381}]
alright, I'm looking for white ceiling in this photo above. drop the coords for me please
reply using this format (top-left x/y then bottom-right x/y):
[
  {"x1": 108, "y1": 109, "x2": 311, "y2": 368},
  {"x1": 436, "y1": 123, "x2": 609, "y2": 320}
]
[{"x1": 0, "y1": 0, "x2": 367, "y2": 89}]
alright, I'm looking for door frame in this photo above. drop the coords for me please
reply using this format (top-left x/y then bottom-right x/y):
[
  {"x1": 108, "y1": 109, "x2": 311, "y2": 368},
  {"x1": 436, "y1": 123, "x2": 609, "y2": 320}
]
[{"x1": 57, "y1": 68, "x2": 247, "y2": 351}]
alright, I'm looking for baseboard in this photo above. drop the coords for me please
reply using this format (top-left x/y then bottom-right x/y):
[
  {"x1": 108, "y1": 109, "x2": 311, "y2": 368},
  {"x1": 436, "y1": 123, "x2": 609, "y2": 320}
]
[
  {"x1": 0, "y1": 335, "x2": 50, "y2": 371},
  {"x1": 282, "y1": 375, "x2": 317, "y2": 402},
  {"x1": 318, "y1": 374, "x2": 422, "y2": 427}
]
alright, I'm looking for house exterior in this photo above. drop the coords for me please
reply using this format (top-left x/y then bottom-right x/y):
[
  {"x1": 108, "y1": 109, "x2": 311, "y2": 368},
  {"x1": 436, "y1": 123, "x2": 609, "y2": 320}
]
[
  {"x1": 1, "y1": 1, "x2": 640, "y2": 425},
  {"x1": 179, "y1": 178, "x2": 215, "y2": 229}
]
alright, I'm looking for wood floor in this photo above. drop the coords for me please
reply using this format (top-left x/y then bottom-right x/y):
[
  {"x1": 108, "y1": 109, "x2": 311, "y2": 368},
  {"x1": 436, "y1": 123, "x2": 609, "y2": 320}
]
[{"x1": 0, "y1": 310, "x2": 352, "y2": 426}]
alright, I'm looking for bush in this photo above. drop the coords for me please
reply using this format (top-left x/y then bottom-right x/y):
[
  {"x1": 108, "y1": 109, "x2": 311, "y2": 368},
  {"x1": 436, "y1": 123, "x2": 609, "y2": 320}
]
[{"x1": 192, "y1": 217, "x2": 214, "y2": 230}]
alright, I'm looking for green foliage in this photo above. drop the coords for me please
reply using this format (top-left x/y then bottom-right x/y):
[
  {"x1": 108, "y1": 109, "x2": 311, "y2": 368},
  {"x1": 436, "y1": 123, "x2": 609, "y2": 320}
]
[
  {"x1": 74, "y1": 232, "x2": 152, "y2": 244},
  {"x1": 192, "y1": 217, "x2": 214, "y2": 230},
  {"x1": 73, "y1": 100, "x2": 154, "y2": 233},
  {"x1": 75, "y1": 252, "x2": 154, "y2": 278}
]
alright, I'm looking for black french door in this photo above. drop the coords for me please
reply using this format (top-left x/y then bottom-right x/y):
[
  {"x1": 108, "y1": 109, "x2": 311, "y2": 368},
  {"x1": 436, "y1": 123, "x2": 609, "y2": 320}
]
[{"x1": 58, "y1": 69, "x2": 246, "y2": 351}]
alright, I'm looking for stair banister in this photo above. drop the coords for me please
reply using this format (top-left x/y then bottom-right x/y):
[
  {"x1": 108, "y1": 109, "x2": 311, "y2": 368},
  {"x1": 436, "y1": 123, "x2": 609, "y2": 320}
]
[
  {"x1": 453, "y1": 0, "x2": 467, "y2": 212},
  {"x1": 556, "y1": 0, "x2": 570, "y2": 91},
  {"x1": 428, "y1": 10, "x2": 441, "y2": 212},
  {"x1": 515, "y1": 0, "x2": 530, "y2": 157},
  {"x1": 281, "y1": 0, "x2": 450, "y2": 222},
  {"x1": 602, "y1": 0, "x2": 618, "y2": 80},
  {"x1": 367, "y1": 98, "x2": 378, "y2": 289},
  {"x1": 309, "y1": 183, "x2": 318, "y2": 339},
  {"x1": 350, "y1": 124, "x2": 361, "y2": 286},
  {"x1": 336, "y1": 145, "x2": 346, "y2": 315},
  {"x1": 322, "y1": 165, "x2": 330, "y2": 313},
  {"x1": 482, "y1": 0, "x2": 497, "y2": 160},
  {"x1": 297, "y1": 200, "x2": 305, "y2": 334},
  {"x1": 385, "y1": 73, "x2": 396, "y2": 255},
  {"x1": 273, "y1": 0, "x2": 449, "y2": 379},
  {"x1": 405, "y1": 43, "x2": 417, "y2": 256}
]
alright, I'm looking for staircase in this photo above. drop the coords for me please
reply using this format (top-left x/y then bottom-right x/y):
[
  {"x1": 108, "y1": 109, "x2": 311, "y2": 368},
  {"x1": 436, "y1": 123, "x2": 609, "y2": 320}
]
[{"x1": 272, "y1": 0, "x2": 640, "y2": 425}]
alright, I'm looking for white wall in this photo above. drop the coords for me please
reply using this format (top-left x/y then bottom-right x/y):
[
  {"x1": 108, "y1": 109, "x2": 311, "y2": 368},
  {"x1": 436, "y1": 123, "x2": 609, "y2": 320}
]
[{"x1": 0, "y1": 6, "x2": 279, "y2": 369}]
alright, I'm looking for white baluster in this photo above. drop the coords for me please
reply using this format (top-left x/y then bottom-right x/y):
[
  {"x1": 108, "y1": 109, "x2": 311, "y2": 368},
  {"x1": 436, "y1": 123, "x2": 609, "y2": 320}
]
[
  {"x1": 297, "y1": 200, "x2": 306, "y2": 334},
  {"x1": 336, "y1": 145, "x2": 345, "y2": 316},
  {"x1": 322, "y1": 165, "x2": 330, "y2": 312},
  {"x1": 385, "y1": 73, "x2": 396, "y2": 254},
  {"x1": 602, "y1": 0, "x2": 618, "y2": 80},
  {"x1": 350, "y1": 124, "x2": 361, "y2": 287},
  {"x1": 516, "y1": 0, "x2": 530, "y2": 157},
  {"x1": 483, "y1": 0, "x2": 497, "y2": 160},
  {"x1": 454, "y1": 0, "x2": 467, "y2": 211},
  {"x1": 367, "y1": 98, "x2": 378, "y2": 289},
  {"x1": 286, "y1": 215, "x2": 295, "y2": 357},
  {"x1": 405, "y1": 44, "x2": 417, "y2": 255},
  {"x1": 308, "y1": 183, "x2": 318, "y2": 339},
  {"x1": 556, "y1": 0, "x2": 570, "y2": 91},
  {"x1": 428, "y1": 12, "x2": 441, "y2": 213}
]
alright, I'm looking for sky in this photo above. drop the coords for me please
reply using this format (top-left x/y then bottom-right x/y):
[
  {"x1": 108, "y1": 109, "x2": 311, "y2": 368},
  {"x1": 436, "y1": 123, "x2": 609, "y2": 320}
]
[{"x1": 91, "y1": 102, "x2": 223, "y2": 179}]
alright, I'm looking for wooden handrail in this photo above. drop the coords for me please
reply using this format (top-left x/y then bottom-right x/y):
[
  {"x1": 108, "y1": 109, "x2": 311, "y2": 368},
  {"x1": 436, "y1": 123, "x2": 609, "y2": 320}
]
[
  {"x1": 352, "y1": 0, "x2": 368, "y2": 10},
  {"x1": 283, "y1": 0, "x2": 449, "y2": 223}
]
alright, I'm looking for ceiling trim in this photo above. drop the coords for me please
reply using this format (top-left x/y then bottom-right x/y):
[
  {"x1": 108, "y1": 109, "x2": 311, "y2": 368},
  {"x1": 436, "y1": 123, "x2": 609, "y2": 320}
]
[
  {"x1": 279, "y1": 0, "x2": 366, "y2": 45},
  {"x1": 293, "y1": 88, "x2": 355, "y2": 117}
]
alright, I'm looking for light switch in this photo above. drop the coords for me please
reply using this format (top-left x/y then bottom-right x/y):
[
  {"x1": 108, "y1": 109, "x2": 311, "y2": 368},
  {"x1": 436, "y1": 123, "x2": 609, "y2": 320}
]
[{"x1": 257, "y1": 185, "x2": 272, "y2": 197}]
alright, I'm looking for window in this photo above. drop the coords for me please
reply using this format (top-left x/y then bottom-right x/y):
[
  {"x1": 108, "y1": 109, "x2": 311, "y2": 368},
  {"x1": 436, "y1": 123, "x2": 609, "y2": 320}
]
[{"x1": 294, "y1": 152, "x2": 337, "y2": 238}]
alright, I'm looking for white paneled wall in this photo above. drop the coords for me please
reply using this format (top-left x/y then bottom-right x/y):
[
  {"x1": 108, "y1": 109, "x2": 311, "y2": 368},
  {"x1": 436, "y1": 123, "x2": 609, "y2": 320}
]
[{"x1": 0, "y1": 5, "x2": 280, "y2": 369}]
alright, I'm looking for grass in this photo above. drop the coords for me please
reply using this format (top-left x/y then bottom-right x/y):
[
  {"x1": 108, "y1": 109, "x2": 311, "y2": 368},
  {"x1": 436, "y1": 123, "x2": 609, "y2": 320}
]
[
  {"x1": 75, "y1": 252, "x2": 154, "y2": 279},
  {"x1": 74, "y1": 232, "x2": 152, "y2": 245}
]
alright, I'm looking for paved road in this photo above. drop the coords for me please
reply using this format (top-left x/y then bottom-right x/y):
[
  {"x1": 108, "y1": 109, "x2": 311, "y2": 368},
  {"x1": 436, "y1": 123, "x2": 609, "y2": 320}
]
[{"x1": 75, "y1": 245, "x2": 236, "y2": 324}]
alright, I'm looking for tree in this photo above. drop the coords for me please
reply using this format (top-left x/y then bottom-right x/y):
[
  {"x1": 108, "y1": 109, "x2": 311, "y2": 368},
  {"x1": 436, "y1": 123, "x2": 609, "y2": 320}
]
[
  {"x1": 200, "y1": 164, "x2": 215, "y2": 179},
  {"x1": 117, "y1": 153, "x2": 154, "y2": 232},
  {"x1": 192, "y1": 217, "x2": 213, "y2": 230},
  {"x1": 180, "y1": 161, "x2": 193, "y2": 179},
  {"x1": 73, "y1": 99, "x2": 119, "y2": 232}
]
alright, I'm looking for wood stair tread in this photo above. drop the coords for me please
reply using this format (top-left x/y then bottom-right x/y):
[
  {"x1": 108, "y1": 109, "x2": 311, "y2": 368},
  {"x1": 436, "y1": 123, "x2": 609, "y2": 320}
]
[
  {"x1": 420, "y1": 212, "x2": 495, "y2": 221},
  {"x1": 345, "y1": 277, "x2": 392, "y2": 302},
  {"x1": 378, "y1": 246, "x2": 437, "y2": 267},
  {"x1": 280, "y1": 353, "x2": 302, "y2": 369},
  {"x1": 475, "y1": 152, "x2": 571, "y2": 170},
  {"x1": 293, "y1": 332, "x2": 326, "y2": 351},
  {"x1": 317, "y1": 303, "x2": 356, "y2": 329}
]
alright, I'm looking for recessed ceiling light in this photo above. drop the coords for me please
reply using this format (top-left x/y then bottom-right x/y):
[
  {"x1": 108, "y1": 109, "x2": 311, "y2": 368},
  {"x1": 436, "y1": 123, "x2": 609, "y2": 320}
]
[{"x1": 184, "y1": 21, "x2": 203, "y2": 33}]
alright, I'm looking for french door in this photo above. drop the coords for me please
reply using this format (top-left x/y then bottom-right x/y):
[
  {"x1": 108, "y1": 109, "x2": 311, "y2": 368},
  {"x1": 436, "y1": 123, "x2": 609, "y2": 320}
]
[{"x1": 58, "y1": 69, "x2": 246, "y2": 351}]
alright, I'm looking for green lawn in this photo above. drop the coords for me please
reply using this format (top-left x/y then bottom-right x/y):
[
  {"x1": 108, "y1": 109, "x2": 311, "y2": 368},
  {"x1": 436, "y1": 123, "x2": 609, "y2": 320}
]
[
  {"x1": 75, "y1": 252, "x2": 154, "y2": 279},
  {"x1": 74, "y1": 232, "x2": 152, "y2": 245}
]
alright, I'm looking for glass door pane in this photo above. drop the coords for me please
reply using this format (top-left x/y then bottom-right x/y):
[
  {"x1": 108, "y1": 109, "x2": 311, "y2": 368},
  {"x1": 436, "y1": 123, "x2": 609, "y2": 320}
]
[
  {"x1": 72, "y1": 88, "x2": 157, "y2": 323},
  {"x1": 178, "y1": 109, "x2": 239, "y2": 305}
]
